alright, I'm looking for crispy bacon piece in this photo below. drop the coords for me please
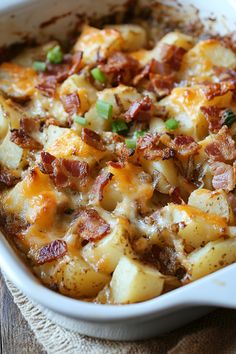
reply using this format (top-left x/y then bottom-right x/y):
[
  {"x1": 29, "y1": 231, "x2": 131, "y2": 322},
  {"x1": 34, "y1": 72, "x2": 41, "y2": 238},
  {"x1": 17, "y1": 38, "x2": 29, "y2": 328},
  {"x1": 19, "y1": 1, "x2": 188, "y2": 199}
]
[
  {"x1": 75, "y1": 208, "x2": 110, "y2": 241},
  {"x1": 124, "y1": 96, "x2": 152, "y2": 123},
  {"x1": 158, "y1": 44, "x2": 186, "y2": 72},
  {"x1": 138, "y1": 133, "x2": 175, "y2": 160},
  {"x1": 40, "y1": 152, "x2": 89, "y2": 190},
  {"x1": 68, "y1": 51, "x2": 83, "y2": 76},
  {"x1": 10, "y1": 129, "x2": 42, "y2": 150},
  {"x1": 20, "y1": 117, "x2": 40, "y2": 134},
  {"x1": 99, "y1": 52, "x2": 139, "y2": 85},
  {"x1": 214, "y1": 66, "x2": 236, "y2": 83},
  {"x1": 81, "y1": 128, "x2": 105, "y2": 151},
  {"x1": 133, "y1": 58, "x2": 159, "y2": 85},
  {"x1": 201, "y1": 81, "x2": 235, "y2": 100},
  {"x1": 171, "y1": 135, "x2": 199, "y2": 157},
  {"x1": 60, "y1": 93, "x2": 80, "y2": 116},
  {"x1": 210, "y1": 161, "x2": 236, "y2": 191},
  {"x1": 150, "y1": 73, "x2": 174, "y2": 98},
  {"x1": 169, "y1": 187, "x2": 185, "y2": 205},
  {"x1": 0, "y1": 167, "x2": 19, "y2": 188},
  {"x1": 36, "y1": 75, "x2": 57, "y2": 97},
  {"x1": 200, "y1": 106, "x2": 225, "y2": 133},
  {"x1": 36, "y1": 239, "x2": 67, "y2": 265},
  {"x1": 91, "y1": 172, "x2": 113, "y2": 201},
  {"x1": 205, "y1": 126, "x2": 236, "y2": 162}
]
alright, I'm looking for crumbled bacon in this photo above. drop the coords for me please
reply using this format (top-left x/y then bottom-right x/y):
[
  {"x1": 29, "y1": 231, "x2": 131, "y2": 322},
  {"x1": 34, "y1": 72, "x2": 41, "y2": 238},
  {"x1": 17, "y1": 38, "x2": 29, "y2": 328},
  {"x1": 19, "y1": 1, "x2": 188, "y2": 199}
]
[
  {"x1": 68, "y1": 51, "x2": 83, "y2": 76},
  {"x1": 171, "y1": 135, "x2": 199, "y2": 157},
  {"x1": 116, "y1": 143, "x2": 134, "y2": 163},
  {"x1": 205, "y1": 126, "x2": 236, "y2": 162},
  {"x1": 0, "y1": 167, "x2": 19, "y2": 188},
  {"x1": 137, "y1": 133, "x2": 175, "y2": 160},
  {"x1": 81, "y1": 128, "x2": 105, "y2": 151},
  {"x1": 169, "y1": 187, "x2": 185, "y2": 205},
  {"x1": 149, "y1": 73, "x2": 174, "y2": 98},
  {"x1": 36, "y1": 239, "x2": 67, "y2": 265},
  {"x1": 200, "y1": 106, "x2": 225, "y2": 133},
  {"x1": 133, "y1": 58, "x2": 159, "y2": 85},
  {"x1": 214, "y1": 66, "x2": 236, "y2": 83},
  {"x1": 158, "y1": 44, "x2": 186, "y2": 72},
  {"x1": 36, "y1": 75, "x2": 57, "y2": 97},
  {"x1": 10, "y1": 129, "x2": 42, "y2": 150},
  {"x1": 40, "y1": 152, "x2": 89, "y2": 190},
  {"x1": 60, "y1": 93, "x2": 80, "y2": 116},
  {"x1": 210, "y1": 161, "x2": 236, "y2": 191},
  {"x1": 20, "y1": 117, "x2": 40, "y2": 134},
  {"x1": 124, "y1": 96, "x2": 152, "y2": 123},
  {"x1": 201, "y1": 81, "x2": 235, "y2": 100},
  {"x1": 75, "y1": 208, "x2": 110, "y2": 241},
  {"x1": 91, "y1": 172, "x2": 113, "y2": 201}
]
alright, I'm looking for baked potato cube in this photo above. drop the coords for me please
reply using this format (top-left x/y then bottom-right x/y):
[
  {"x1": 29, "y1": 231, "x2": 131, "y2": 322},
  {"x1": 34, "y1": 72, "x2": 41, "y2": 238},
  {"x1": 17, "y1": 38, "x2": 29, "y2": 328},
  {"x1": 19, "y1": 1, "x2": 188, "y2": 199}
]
[
  {"x1": 73, "y1": 25, "x2": 123, "y2": 64},
  {"x1": 187, "y1": 238, "x2": 236, "y2": 280},
  {"x1": 158, "y1": 204, "x2": 227, "y2": 250},
  {"x1": 179, "y1": 39, "x2": 236, "y2": 82},
  {"x1": 188, "y1": 188, "x2": 234, "y2": 223},
  {"x1": 36, "y1": 256, "x2": 110, "y2": 298},
  {"x1": 0, "y1": 131, "x2": 23, "y2": 169},
  {"x1": 106, "y1": 24, "x2": 147, "y2": 51},
  {"x1": 157, "y1": 31, "x2": 194, "y2": 51},
  {"x1": 82, "y1": 221, "x2": 133, "y2": 274},
  {"x1": 110, "y1": 256, "x2": 164, "y2": 304},
  {"x1": 44, "y1": 125, "x2": 71, "y2": 148}
]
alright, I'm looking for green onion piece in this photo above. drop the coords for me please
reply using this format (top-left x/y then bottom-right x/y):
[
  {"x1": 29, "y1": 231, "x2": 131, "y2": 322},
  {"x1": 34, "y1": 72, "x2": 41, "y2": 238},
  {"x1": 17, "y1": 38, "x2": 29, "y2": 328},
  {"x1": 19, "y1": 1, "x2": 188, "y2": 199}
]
[
  {"x1": 96, "y1": 100, "x2": 113, "y2": 119},
  {"x1": 111, "y1": 120, "x2": 128, "y2": 133},
  {"x1": 125, "y1": 138, "x2": 137, "y2": 149},
  {"x1": 33, "y1": 61, "x2": 46, "y2": 72},
  {"x1": 47, "y1": 45, "x2": 63, "y2": 64},
  {"x1": 165, "y1": 118, "x2": 179, "y2": 130},
  {"x1": 74, "y1": 115, "x2": 87, "y2": 126},
  {"x1": 223, "y1": 108, "x2": 236, "y2": 127},
  {"x1": 134, "y1": 130, "x2": 146, "y2": 139},
  {"x1": 91, "y1": 67, "x2": 107, "y2": 83}
]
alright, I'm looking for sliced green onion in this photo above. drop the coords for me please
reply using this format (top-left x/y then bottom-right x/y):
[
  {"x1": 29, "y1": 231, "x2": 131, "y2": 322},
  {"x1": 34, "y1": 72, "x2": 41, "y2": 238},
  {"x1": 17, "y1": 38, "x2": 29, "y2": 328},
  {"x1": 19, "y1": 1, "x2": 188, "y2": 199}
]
[
  {"x1": 33, "y1": 61, "x2": 46, "y2": 72},
  {"x1": 96, "y1": 100, "x2": 113, "y2": 120},
  {"x1": 134, "y1": 130, "x2": 146, "y2": 139},
  {"x1": 47, "y1": 45, "x2": 63, "y2": 64},
  {"x1": 91, "y1": 67, "x2": 107, "y2": 83},
  {"x1": 165, "y1": 118, "x2": 179, "y2": 130},
  {"x1": 223, "y1": 108, "x2": 236, "y2": 127},
  {"x1": 111, "y1": 120, "x2": 128, "y2": 133},
  {"x1": 125, "y1": 138, "x2": 137, "y2": 149},
  {"x1": 74, "y1": 115, "x2": 87, "y2": 125}
]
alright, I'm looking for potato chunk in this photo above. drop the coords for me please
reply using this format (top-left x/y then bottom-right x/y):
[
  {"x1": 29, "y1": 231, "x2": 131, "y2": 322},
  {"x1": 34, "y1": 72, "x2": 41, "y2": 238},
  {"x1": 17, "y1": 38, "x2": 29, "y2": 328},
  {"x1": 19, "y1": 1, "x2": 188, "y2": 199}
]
[
  {"x1": 0, "y1": 131, "x2": 24, "y2": 169},
  {"x1": 187, "y1": 238, "x2": 236, "y2": 280},
  {"x1": 110, "y1": 256, "x2": 164, "y2": 304},
  {"x1": 106, "y1": 24, "x2": 147, "y2": 51}
]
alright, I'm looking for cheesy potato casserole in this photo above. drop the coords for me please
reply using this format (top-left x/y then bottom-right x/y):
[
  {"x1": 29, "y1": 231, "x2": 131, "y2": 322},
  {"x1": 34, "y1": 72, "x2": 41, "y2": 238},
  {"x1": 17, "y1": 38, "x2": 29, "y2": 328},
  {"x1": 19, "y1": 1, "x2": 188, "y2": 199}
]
[{"x1": 1, "y1": 21, "x2": 236, "y2": 304}]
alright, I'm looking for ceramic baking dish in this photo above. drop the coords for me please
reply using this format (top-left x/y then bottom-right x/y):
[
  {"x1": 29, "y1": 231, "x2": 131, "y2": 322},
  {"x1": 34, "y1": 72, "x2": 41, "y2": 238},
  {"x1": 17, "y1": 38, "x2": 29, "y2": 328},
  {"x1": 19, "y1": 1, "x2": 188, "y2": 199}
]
[{"x1": 1, "y1": 0, "x2": 236, "y2": 341}]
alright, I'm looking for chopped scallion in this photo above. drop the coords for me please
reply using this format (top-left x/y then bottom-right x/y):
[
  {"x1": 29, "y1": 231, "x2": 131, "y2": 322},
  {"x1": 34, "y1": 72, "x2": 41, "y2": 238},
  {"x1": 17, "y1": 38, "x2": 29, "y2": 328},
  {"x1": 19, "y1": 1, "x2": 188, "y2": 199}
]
[
  {"x1": 125, "y1": 138, "x2": 137, "y2": 149},
  {"x1": 91, "y1": 67, "x2": 107, "y2": 83},
  {"x1": 74, "y1": 115, "x2": 87, "y2": 126},
  {"x1": 165, "y1": 118, "x2": 179, "y2": 130},
  {"x1": 223, "y1": 108, "x2": 236, "y2": 127},
  {"x1": 47, "y1": 45, "x2": 63, "y2": 64},
  {"x1": 96, "y1": 100, "x2": 113, "y2": 119},
  {"x1": 134, "y1": 130, "x2": 146, "y2": 139},
  {"x1": 111, "y1": 120, "x2": 128, "y2": 133},
  {"x1": 33, "y1": 61, "x2": 46, "y2": 72}
]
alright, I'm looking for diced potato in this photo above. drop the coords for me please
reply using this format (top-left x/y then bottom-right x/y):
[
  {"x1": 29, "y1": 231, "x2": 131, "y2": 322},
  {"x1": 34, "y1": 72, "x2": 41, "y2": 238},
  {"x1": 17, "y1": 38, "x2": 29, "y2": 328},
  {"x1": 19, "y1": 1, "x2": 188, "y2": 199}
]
[
  {"x1": 4, "y1": 167, "x2": 68, "y2": 228},
  {"x1": 160, "y1": 85, "x2": 233, "y2": 140},
  {"x1": 82, "y1": 220, "x2": 134, "y2": 274},
  {"x1": 110, "y1": 256, "x2": 164, "y2": 304},
  {"x1": 44, "y1": 125, "x2": 70, "y2": 148},
  {"x1": 157, "y1": 204, "x2": 227, "y2": 250},
  {"x1": 106, "y1": 24, "x2": 147, "y2": 51},
  {"x1": 73, "y1": 25, "x2": 123, "y2": 64},
  {"x1": 157, "y1": 31, "x2": 194, "y2": 51},
  {"x1": 0, "y1": 131, "x2": 23, "y2": 169},
  {"x1": 187, "y1": 238, "x2": 236, "y2": 280},
  {"x1": 188, "y1": 188, "x2": 234, "y2": 223},
  {"x1": 35, "y1": 255, "x2": 110, "y2": 298},
  {"x1": 179, "y1": 39, "x2": 236, "y2": 82},
  {"x1": 149, "y1": 117, "x2": 167, "y2": 134}
]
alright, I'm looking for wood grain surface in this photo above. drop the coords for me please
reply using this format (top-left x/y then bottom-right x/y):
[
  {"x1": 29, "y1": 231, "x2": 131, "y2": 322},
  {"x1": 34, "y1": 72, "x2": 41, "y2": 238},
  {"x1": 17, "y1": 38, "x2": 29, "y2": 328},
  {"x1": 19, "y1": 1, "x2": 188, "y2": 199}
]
[{"x1": 0, "y1": 272, "x2": 45, "y2": 354}]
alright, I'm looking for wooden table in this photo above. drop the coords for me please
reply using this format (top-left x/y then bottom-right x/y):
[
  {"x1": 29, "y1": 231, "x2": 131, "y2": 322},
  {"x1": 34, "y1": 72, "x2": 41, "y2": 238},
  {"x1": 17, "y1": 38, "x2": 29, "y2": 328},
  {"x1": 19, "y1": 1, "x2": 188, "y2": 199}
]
[{"x1": 0, "y1": 272, "x2": 45, "y2": 354}]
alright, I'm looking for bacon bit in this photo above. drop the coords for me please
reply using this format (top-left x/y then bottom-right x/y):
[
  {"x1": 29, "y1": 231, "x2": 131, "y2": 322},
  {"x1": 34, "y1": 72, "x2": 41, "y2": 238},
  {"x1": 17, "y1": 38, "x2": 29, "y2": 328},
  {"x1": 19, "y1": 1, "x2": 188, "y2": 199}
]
[
  {"x1": 171, "y1": 135, "x2": 199, "y2": 157},
  {"x1": 138, "y1": 133, "x2": 175, "y2": 160},
  {"x1": 228, "y1": 192, "x2": 236, "y2": 214},
  {"x1": 10, "y1": 129, "x2": 42, "y2": 150},
  {"x1": 200, "y1": 106, "x2": 225, "y2": 133},
  {"x1": 75, "y1": 208, "x2": 110, "y2": 241},
  {"x1": 40, "y1": 151, "x2": 89, "y2": 190},
  {"x1": 36, "y1": 75, "x2": 57, "y2": 97},
  {"x1": 158, "y1": 44, "x2": 186, "y2": 72},
  {"x1": 107, "y1": 161, "x2": 124, "y2": 169},
  {"x1": 133, "y1": 58, "x2": 159, "y2": 85},
  {"x1": 169, "y1": 187, "x2": 185, "y2": 205},
  {"x1": 99, "y1": 51, "x2": 139, "y2": 85},
  {"x1": 210, "y1": 162, "x2": 235, "y2": 192},
  {"x1": 60, "y1": 93, "x2": 80, "y2": 116},
  {"x1": 91, "y1": 172, "x2": 113, "y2": 202},
  {"x1": 150, "y1": 73, "x2": 174, "y2": 98},
  {"x1": 205, "y1": 126, "x2": 236, "y2": 162},
  {"x1": 68, "y1": 51, "x2": 83, "y2": 76},
  {"x1": 0, "y1": 167, "x2": 19, "y2": 188},
  {"x1": 20, "y1": 117, "x2": 40, "y2": 134},
  {"x1": 124, "y1": 96, "x2": 152, "y2": 123},
  {"x1": 201, "y1": 81, "x2": 235, "y2": 100},
  {"x1": 36, "y1": 239, "x2": 67, "y2": 265},
  {"x1": 116, "y1": 143, "x2": 134, "y2": 164},
  {"x1": 214, "y1": 66, "x2": 236, "y2": 83},
  {"x1": 81, "y1": 128, "x2": 105, "y2": 151}
]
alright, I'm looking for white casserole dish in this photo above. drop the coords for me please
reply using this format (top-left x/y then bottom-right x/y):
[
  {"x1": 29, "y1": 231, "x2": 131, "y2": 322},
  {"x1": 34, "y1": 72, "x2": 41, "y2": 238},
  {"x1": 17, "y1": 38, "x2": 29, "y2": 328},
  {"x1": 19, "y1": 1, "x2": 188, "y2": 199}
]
[{"x1": 0, "y1": 0, "x2": 236, "y2": 341}]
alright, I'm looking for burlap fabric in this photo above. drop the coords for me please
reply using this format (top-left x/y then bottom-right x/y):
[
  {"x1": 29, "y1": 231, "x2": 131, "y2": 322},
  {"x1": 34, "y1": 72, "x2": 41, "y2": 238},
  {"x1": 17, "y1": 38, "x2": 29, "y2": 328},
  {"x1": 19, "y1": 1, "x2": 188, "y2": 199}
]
[{"x1": 4, "y1": 279, "x2": 236, "y2": 354}]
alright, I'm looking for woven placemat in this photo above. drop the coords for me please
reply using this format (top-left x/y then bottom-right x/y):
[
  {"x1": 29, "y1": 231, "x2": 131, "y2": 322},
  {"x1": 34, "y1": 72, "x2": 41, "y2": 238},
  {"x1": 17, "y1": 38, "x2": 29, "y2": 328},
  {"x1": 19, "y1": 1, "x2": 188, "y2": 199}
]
[{"x1": 4, "y1": 278, "x2": 236, "y2": 354}]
